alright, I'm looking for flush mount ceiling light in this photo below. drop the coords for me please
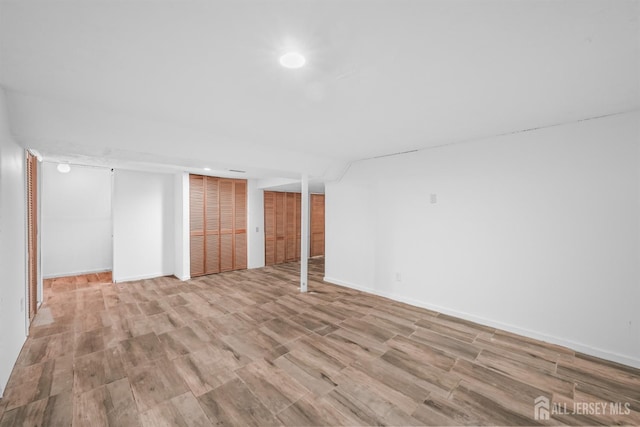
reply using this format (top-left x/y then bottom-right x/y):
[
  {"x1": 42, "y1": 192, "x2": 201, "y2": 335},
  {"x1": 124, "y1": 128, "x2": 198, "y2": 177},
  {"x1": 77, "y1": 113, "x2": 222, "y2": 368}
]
[
  {"x1": 203, "y1": 167, "x2": 211, "y2": 171},
  {"x1": 57, "y1": 163, "x2": 71, "y2": 173},
  {"x1": 279, "y1": 52, "x2": 306, "y2": 69}
]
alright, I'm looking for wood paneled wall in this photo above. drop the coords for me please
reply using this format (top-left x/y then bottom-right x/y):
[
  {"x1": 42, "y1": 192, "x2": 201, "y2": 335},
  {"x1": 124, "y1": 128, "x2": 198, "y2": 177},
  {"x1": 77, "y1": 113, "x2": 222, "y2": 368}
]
[
  {"x1": 190, "y1": 175, "x2": 247, "y2": 277},
  {"x1": 264, "y1": 191, "x2": 324, "y2": 266}
]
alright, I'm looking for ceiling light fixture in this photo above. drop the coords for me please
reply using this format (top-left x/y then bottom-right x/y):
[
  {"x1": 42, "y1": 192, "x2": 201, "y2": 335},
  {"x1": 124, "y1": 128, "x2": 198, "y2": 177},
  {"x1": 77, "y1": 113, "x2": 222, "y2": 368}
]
[
  {"x1": 203, "y1": 167, "x2": 211, "y2": 171},
  {"x1": 57, "y1": 163, "x2": 71, "y2": 174},
  {"x1": 279, "y1": 52, "x2": 306, "y2": 69}
]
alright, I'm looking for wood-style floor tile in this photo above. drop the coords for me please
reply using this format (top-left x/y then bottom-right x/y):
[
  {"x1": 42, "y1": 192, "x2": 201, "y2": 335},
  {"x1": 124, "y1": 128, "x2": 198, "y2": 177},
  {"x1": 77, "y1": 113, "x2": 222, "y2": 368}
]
[
  {"x1": 41, "y1": 391, "x2": 73, "y2": 427},
  {"x1": 127, "y1": 358, "x2": 189, "y2": 412},
  {"x1": 272, "y1": 351, "x2": 339, "y2": 396},
  {"x1": 0, "y1": 397, "x2": 48, "y2": 427},
  {"x1": 333, "y1": 380, "x2": 421, "y2": 426},
  {"x1": 158, "y1": 326, "x2": 206, "y2": 360},
  {"x1": 235, "y1": 359, "x2": 308, "y2": 414},
  {"x1": 477, "y1": 349, "x2": 575, "y2": 398},
  {"x1": 276, "y1": 394, "x2": 353, "y2": 426},
  {"x1": 73, "y1": 387, "x2": 110, "y2": 427},
  {"x1": 171, "y1": 349, "x2": 238, "y2": 397},
  {"x1": 139, "y1": 392, "x2": 210, "y2": 427},
  {"x1": 119, "y1": 333, "x2": 164, "y2": 369},
  {"x1": 197, "y1": 378, "x2": 277, "y2": 426},
  {"x1": 2, "y1": 259, "x2": 640, "y2": 426}
]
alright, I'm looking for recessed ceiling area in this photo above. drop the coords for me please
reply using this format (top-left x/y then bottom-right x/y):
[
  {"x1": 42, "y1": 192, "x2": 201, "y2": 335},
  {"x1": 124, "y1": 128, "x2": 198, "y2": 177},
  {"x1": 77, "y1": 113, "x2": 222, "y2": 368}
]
[{"x1": 0, "y1": 0, "x2": 638, "y2": 179}]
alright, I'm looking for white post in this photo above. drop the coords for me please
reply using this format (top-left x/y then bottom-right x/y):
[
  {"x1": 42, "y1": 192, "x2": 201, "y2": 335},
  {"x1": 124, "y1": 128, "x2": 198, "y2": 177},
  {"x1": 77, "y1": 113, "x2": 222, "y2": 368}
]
[
  {"x1": 174, "y1": 172, "x2": 190, "y2": 281},
  {"x1": 300, "y1": 174, "x2": 309, "y2": 293}
]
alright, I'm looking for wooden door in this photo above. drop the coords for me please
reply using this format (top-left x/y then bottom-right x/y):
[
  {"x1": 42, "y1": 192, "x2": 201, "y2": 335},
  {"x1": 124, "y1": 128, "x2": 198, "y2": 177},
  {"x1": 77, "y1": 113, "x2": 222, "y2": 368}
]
[
  {"x1": 26, "y1": 152, "x2": 38, "y2": 321},
  {"x1": 310, "y1": 194, "x2": 325, "y2": 257},
  {"x1": 190, "y1": 175, "x2": 246, "y2": 277},
  {"x1": 189, "y1": 175, "x2": 205, "y2": 277},
  {"x1": 234, "y1": 180, "x2": 247, "y2": 270},
  {"x1": 295, "y1": 193, "x2": 302, "y2": 259},
  {"x1": 264, "y1": 192, "x2": 276, "y2": 265},
  {"x1": 275, "y1": 192, "x2": 286, "y2": 264},
  {"x1": 219, "y1": 179, "x2": 234, "y2": 272},
  {"x1": 285, "y1": 192, "x2": 296, "y2": 261},
  {"x1": 264, "y1": 191, "x2": 302, "y2": 266},
  {"x1": 205, "y1": 177, "x2": 220, "y2": 274}
]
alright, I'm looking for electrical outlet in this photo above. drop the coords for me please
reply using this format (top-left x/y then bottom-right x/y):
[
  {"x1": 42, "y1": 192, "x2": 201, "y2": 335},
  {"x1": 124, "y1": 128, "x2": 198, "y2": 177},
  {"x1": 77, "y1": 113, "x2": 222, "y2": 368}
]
[
  {"x1": 430, "y1": 194, "x2": 437, "y2": 204},
  {"x1": 20, "y1": 297, "x2": 24, "y2": 312},
  {"x1": 395, "y1": 273, "x2": 402, "y2": 282}
]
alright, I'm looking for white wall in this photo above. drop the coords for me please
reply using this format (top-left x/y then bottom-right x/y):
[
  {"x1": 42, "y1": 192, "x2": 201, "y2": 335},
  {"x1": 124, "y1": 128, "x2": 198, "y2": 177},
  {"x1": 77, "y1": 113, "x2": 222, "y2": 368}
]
[
  {"x1": 326, "y1": 112, "x2": 640, "y2": 368},
  {"x1": 174, "y1": 173, "x2": 190, "y2": 280},
  {"x1": 113, "y1": 170, "x2": 174, "y2": 282},
  {"x1": 247, "y1": 179, "x2": 265, "y2": 269},
  {"x1": 0, "y1": 88, "x2": 27, "y2": 397},
  {"x1": 41, "y1": 162, "x2": 112, "y2": 277}
]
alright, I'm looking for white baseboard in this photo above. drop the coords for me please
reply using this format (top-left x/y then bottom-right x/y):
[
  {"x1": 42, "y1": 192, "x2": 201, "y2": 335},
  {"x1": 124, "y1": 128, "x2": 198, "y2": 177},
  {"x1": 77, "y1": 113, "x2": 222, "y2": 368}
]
[
  {"x1": 323, "y1": 276, "x2": 640, "y2": 369},
  {"x1": 113, "y1": 272, "x2": 173, "y2": 283},
  {"x1": 43, "y1": 269, "x2": 111, "y2": 279}
]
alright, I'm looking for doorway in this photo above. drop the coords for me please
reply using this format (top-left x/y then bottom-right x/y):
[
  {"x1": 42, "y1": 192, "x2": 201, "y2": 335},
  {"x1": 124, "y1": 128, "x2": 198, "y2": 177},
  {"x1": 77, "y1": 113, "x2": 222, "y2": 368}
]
[{"x1": 40, "y1": 163, "x2": 113, "y2": 293}]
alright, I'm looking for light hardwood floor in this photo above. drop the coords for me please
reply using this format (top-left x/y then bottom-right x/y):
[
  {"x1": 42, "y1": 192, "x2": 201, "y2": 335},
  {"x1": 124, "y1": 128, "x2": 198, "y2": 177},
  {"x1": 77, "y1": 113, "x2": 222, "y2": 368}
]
[{"x1": 1, "y1": 258, "x2": 639, "y2": 426}]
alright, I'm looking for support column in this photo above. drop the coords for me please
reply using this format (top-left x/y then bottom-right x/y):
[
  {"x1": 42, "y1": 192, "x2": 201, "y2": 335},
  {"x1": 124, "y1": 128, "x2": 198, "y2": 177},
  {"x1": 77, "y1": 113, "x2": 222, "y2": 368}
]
[
  {"x1": 300, "y1": 174, "x2": 309, "y2": 293},
  {"x1": 174, "y1": 172, "x2": 190, "y2": 281}
]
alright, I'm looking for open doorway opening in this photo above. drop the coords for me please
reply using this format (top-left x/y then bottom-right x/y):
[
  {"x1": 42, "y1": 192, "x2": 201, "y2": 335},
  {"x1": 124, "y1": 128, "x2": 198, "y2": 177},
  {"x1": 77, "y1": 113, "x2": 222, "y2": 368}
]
[{"x1": 40, "y1": 163, "x2": 113, "y2": 297}]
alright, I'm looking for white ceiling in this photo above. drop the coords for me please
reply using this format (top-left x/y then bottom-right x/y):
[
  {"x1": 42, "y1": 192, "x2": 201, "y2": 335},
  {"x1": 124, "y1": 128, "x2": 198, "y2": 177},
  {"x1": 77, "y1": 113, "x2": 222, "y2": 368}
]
[{"x1": 1, "y1": 0, "x2": 638, "y2": 180}]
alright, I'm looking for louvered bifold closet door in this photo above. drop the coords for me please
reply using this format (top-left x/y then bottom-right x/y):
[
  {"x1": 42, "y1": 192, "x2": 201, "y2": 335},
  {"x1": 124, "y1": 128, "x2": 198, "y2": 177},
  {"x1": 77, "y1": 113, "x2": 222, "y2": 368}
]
[
  {"x1": 189, "y1": 175, "x2": 206, "y2": 277},
  {"x1": 310, "y1": 194, "x2": 325, "y2": 257},
  {"x1": 219, "y1": 180, "x2": 234, "y2": 272},
  {"x1": 264, "y1": 192, "x2": 276, "y2": 266},
  {"x1": 285, "y1": 192, "x2": 296, "y2": 261},
  {"x1": 275, "y1": 192, "x2": 286, "y2": 264},
  {"x1": 191, "y1": 175, "x2": 248, "y2": 276},
  {"x1": 234, "y1": 181, "x2": 247, "y2": 270},
  {"x1": 26, "y1": 152, "x2": 38, "y2": 321},
  {"x1": 295, "y1": 193, "x2": 302, "y2": 259},
  {"x1": 263, "y1": 191, "x2": 302, "y2": 266},
  {"x1": 205, "y1": 177, "x2": 220, "y2": 274}
]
